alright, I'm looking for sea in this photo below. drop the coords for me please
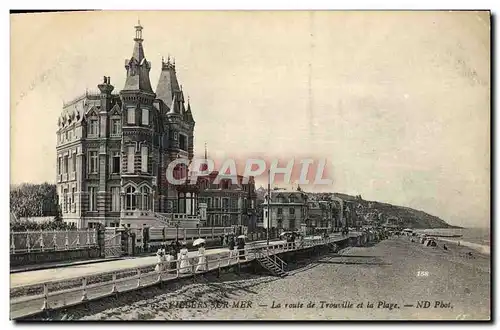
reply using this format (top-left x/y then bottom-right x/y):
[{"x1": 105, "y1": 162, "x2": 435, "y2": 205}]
[{"x1": 415, "y1": 227, "x2": 490, "y2": 255}]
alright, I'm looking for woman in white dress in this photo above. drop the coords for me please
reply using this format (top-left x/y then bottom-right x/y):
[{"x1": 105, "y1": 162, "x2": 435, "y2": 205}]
[
  {"x1": 155, "y1": 245, "x2": 165, "y2": 272},
  {"x1": 227, "y1": 235, "x2": 236, "y2": 263},
  {"x1": 195, "y1": 243, "x2": 208, "y2": 272},
  {"x1": 178, "y1": 242, "x2": 191, "y2": 274}
]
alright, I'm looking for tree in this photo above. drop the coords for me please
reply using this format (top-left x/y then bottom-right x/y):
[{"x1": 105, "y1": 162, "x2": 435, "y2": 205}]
[{"x1": 10, "y1": 182, "x2": 60, "y2": 219}]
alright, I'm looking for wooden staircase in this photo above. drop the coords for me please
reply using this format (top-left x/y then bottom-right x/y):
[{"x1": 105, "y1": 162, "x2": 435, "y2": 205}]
[
  {"x1": 258, "y1": 255, "x2": 288, "y2": 277},
  {"x1": 153, "y1": 213, "x2": 173, "y2": 227}
]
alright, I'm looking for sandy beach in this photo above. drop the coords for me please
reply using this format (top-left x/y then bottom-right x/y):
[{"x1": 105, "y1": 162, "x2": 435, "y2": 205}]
[{"x1": 42, "y1": 237, "x2": 490, "y2": 321}]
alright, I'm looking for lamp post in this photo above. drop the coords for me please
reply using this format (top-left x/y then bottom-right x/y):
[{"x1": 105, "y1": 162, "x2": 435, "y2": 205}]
[
  {"x1": 267, "y1": 169, "x2": 270, "y2": 246},
  {"x1": 175, "y1": 220, "x2": 180, "y2": 241}
]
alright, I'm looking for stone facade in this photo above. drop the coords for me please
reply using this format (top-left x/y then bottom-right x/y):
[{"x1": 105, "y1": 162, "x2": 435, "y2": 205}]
[
  {"x1": 262, "y1": 188, "x2": 309, "y2": 230},
  {"x1": 307, "y1": 199, "x2": 343, "y2": 228},
  {"x1": 56, "y1": 23, "x2": 195, "y2": 229},
  {"x1": 196, "y1": 172, "x2": 257, "y2": 230},
  {"x1": 169, "y1": 170, "x2": 258, "y2": 230}
]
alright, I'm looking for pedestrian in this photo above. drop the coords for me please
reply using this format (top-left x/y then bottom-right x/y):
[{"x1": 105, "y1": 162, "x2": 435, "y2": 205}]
[
  {"x1": 195, "y1": 243, "x2": 208, "y2": 272},
  {"x1": 178, "y1": 242, "x2": 191, "y2": 274},
  {"x1": 174, "y1": 239, "x2": 181, "y2": 258},
  {"x1": 220, "y1": 235, "x2": 225, "y2": 247},
  {"x1": 287, "y1": 233, "x2": 294, "y2": 249},
  {"x1": 164, "y1": 244, "x2": 175, "y2": 273},
  {"x1": 227, "y1": 235, "x2": 236, "y2": 262},
  {"x1": 169, "y1": 242, "x2": 177, "y2": 270},
  {"x1": 155, "y1": 245, "x2": 165, "y2": 273},
  {"x1": 237, "y1": 236, "x2": 246, "y2": 260}
]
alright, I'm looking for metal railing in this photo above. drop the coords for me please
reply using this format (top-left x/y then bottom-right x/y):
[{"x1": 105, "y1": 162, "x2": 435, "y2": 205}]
[
  {"x1": 148, "y1": 226, "x2": 242, "y2": 241},
  {"x1": 10, "y1": 229, "x2": 98, "y2": 255},
  {"x1": 10, "y1": 236, "x2": 341, "y2": 319}
]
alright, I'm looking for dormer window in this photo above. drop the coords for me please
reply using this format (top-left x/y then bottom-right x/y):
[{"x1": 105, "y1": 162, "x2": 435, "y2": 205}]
[{"x1": 89, "y1": 119, "x2": 99, "y2": 136}]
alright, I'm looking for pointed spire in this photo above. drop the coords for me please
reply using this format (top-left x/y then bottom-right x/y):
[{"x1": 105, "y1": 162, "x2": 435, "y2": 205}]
[
  {"x1": 185, "y1": 95, "x2": 195, "y2": 123},
  {"x1": 132, "y1": 21, "x2": 145, "y2": 62},
  {"x1": 123, "y1": 22, "x2": 153, "y2": 93},
  {"x1": 204, "y1": 142, "x2": 208, "y2": 161}
]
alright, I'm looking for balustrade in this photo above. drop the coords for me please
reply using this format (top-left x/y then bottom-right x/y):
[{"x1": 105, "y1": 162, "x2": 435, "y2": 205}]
[{"x1": 10, "y1": 229, "x2": 99, "y2": 254}]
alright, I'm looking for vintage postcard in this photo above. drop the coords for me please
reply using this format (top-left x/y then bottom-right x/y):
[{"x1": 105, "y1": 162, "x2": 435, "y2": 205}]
[{"x1": 9, "y1": 10, "x2": 490, "y2": 321}]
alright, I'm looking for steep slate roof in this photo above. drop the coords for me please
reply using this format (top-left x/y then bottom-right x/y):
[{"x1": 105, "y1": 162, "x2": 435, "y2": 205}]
[
  {"x1": 122, "y1": 22, "x2": 154, "y2": 93},
  {"x1": 156, "y1": 58, "x2": 180, "y2": 108}
]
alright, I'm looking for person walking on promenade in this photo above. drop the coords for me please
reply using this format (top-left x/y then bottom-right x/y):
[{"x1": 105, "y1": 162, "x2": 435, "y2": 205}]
[
  {"x1": 228, "y1": 235, "x2": 236, "y2": 263},
  {"x1": 170, "y1": 242, "x2": 178, "y2": 271},
  {"x1": 155, "y1": 245, "x2": 166, "y2": 272},
  {"x1": 164, "y1": 244, "x2": 174, "y2": 274},
  {"x1": 292, "y1": 232, "x2": 298, "y2": 249},
  {"x1": 237, "y1": 236, "x2": 246, "y2": 261},
  {"x1": 195, "y1": 243, "x2": 208, "y2": 272},
  {"x1": 178, "y1": 242, "x2": 191, "y2": 274},
  {"x1": 173, "y1": 240, "x2": 181, "y2": 259},
  {"x1": 287, "y1": 233, "x2": 294, "y2": 249}
]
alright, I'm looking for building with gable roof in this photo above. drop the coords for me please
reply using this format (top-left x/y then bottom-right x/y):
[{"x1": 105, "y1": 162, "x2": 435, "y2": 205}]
[{"x1": 262, "y1": 187, "x2": 309, "y2": 231}]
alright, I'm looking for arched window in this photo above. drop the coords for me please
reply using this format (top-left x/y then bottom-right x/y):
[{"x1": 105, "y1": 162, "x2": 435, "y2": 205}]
[
  {"x1": 141, "y1": 186, "x2": 150, "y2": 211},
  {"x1": 125, "y1": 186, "x2": 136, "y2": 210}
]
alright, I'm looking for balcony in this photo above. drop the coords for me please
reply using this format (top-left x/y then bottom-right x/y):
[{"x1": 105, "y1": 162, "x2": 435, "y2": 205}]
[{"x1": 121, "y1": 209, "x2": 154, "y2": 218}]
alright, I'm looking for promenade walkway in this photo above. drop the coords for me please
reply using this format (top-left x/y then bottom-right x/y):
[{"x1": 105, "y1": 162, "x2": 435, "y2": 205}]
[
  {"x1": 11, "y1": 236, "x2": 329, "y2": 288},
  {"x1": 10, "y1": 233, "x2": 351, "y2": 319}
]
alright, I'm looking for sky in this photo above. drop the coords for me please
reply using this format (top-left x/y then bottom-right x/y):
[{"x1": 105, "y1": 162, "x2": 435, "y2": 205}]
[{"x1": 10, "y1": 11, "x2": 490, "y2": 228}]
